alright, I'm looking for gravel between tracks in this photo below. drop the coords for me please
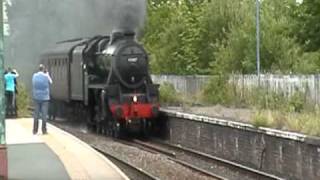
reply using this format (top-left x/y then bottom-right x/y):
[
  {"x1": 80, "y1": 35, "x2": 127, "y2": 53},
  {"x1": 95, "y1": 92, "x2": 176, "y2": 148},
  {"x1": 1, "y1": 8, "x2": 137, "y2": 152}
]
[{"x1": 52, "y1": 121, "x2": 217, "y2": 180}]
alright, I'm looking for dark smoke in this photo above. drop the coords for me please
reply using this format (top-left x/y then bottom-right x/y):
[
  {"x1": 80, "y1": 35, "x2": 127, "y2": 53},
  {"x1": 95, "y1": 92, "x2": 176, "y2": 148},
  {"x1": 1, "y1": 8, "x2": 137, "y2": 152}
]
[
  {"x1": 115, "y1": 1, "x2": 146, "y2": 31},
  {"x1": 5, "y1": 0, "x2": 146, "y2": 91}
]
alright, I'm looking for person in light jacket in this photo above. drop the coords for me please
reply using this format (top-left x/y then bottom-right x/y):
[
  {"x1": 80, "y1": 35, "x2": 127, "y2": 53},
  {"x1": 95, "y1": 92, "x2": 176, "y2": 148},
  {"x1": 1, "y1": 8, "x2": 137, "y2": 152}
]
[{"x1": 32, "y1": 64, "x2": 52, "y2": 134}]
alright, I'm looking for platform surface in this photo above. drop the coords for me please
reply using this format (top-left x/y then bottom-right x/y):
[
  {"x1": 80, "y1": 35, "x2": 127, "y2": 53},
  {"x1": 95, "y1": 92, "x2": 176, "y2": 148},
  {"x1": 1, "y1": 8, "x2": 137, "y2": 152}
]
[
  {"x1": 7, "y1": 143, "x2": 70, "y2": 180},
  {"x1": 5, "y1": 118, "x2": 128, "y2": 180}
]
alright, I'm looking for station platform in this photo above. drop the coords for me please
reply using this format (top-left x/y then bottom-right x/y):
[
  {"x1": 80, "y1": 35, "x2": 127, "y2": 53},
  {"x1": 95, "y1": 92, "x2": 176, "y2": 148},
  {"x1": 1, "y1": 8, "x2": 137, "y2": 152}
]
[{"x1": 5, "y1": 118, "x2": 129, "y2": 180}]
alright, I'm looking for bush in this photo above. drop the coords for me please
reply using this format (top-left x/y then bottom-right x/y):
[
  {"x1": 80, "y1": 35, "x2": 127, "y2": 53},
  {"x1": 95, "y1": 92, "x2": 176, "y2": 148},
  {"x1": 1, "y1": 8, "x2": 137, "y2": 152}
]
[
  {"x1": 16, "y1": 84, "x2": 31, "y2": 117},
  {"x1": 159, "y1": 82, "x2": 181, "y2": 106},
  {"x1": 201, "y1": 75, "x2": 235, "y2": 105},
  {"x1": 288, "y1": 91, "x2": 305, "y2": 112}
]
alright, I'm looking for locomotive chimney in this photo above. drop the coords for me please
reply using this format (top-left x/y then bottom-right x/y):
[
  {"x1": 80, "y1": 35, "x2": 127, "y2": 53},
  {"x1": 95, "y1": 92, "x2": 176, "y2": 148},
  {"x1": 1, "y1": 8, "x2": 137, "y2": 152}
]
[
  {"x1": 109, "y1": 29, "x2": 135, "y2": 44},
  {"x1": 123, "y1": 30, "x2": 135, "y2": 39}
]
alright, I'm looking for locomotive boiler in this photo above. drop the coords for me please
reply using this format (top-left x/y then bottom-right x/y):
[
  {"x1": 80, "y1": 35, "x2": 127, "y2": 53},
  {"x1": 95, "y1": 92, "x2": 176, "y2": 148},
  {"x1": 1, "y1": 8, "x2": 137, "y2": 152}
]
[{"x1": 41, "y1": 30, "x2": 160, "y2": 137}]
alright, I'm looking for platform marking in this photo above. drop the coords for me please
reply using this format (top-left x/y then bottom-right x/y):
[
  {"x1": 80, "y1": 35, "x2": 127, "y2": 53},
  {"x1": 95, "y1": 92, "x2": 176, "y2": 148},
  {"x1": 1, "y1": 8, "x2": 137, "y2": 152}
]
[{"x1": 5, "y1": 119, "x2": 42, "y2": 144}]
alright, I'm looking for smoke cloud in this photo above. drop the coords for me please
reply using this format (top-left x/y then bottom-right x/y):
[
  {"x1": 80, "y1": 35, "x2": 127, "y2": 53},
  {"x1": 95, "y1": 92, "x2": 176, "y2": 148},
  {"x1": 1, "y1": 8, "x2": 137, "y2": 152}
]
[{"x1": 5, "y1": 0, "x2": 146, "y2": 91}]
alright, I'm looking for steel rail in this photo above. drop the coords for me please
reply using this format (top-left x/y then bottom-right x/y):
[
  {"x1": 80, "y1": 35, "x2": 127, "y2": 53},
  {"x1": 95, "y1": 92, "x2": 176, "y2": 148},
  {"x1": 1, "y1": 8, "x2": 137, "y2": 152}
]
[
  {"x1": 151, "y1": 139, "x2": 284, "y2": 180},
  {"x1": 130, "y1": 139, "x2": 225, "y2": 180}
]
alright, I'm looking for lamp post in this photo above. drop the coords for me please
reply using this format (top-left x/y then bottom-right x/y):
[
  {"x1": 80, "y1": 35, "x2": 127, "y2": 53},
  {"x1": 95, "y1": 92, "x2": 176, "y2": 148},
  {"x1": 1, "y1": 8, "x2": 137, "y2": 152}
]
[
  {"x1": 256, "y1": 0, "x2": 260, "y2": 84},
  {"x1": 0, "y1": 0, "x2": 4, "y2": 144},
  {"x1": 0, "y1": 0, "x2": 7, "y2": 179}
]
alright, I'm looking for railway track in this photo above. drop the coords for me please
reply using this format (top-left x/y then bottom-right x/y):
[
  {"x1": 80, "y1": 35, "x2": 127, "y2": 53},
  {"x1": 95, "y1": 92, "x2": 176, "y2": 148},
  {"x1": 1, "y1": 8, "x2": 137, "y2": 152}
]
[
  {"x1": 51, "y1": 114, "x2": 283, "y2": 179},
  {"x1": 129, "y1": 139, "x2": 284, "y2": 180},
  {"x1": 116, "y1": 138, "x2": 223, "y2": 180},
  {"x1": 93, "y1": 146, "x2": 159, "y2": 180},
  {"x1": 52, "y1": 120, "x2": 219, "y2": 180}
]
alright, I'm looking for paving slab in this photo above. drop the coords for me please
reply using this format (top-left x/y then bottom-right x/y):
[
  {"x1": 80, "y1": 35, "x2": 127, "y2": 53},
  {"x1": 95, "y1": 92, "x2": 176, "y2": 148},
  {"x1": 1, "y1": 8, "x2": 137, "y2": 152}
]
[
  {"x1": 7, "y1": 143, "x2": 70, "y2": 180},
  {"x1": 5, "y1": 118, "x2": 128, "y2": 180}
]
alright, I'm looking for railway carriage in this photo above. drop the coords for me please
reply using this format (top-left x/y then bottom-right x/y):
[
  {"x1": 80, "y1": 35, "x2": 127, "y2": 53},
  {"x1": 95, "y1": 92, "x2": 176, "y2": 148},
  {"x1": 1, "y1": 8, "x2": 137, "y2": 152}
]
[{"x1": 41, "y1": 30, "x2": 160, "y2": 137}]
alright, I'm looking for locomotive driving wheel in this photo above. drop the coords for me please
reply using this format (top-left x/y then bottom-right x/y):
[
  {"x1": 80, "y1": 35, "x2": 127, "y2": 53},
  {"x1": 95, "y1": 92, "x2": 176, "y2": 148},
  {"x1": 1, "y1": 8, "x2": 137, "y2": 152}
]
[
  {"x1": 141, "y1": 119, "x2": 152, "y2": 137},
  {"x1": 111, "y1": 120, "x2": 120, "y2": 138},
  {"x1": 85, "y1": 107, "x2": 95, "y2": 132},
  {"x1": 105, "y1": 113, "x2": 123, "y2": 138},
  {"x1": 94, "y1": 105, "x2": 103, "y2": 134}
]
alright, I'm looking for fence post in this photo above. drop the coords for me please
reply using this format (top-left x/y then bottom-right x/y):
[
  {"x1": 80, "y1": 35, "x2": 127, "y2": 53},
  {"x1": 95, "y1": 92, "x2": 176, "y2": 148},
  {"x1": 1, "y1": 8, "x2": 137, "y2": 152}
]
[{"x1": 316, "y1": 75, "x2": 319, "y2": 106}]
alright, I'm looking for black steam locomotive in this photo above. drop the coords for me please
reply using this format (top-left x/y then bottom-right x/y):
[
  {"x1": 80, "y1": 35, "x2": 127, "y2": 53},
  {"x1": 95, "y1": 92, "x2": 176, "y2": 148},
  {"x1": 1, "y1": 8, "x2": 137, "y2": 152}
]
[{"x1": 41, "y1": 30, "x2": 160, "y2": 137}]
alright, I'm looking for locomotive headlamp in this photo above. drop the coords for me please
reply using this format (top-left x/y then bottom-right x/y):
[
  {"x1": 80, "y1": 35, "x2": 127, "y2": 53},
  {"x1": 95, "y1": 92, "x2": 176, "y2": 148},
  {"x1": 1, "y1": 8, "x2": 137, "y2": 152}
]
[{"x1": 133, "y1": 95, "x2": 138, "y2": 103}]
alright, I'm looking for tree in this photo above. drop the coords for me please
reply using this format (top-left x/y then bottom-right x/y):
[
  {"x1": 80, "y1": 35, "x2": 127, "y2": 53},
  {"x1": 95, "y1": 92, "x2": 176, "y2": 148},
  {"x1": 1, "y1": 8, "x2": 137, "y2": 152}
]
[
  {"x1": 212, "y1": 0, "x2": 304, "y2": 74},
  {"x1": 143, "y1": 0, "x2": 320, "y2": 75},
  {"x1": 143, "y1": 0, "x2": 204, "y2": 74},
  {"x1": 295, "y1": 0, "x2": 320, "y2": 51}
]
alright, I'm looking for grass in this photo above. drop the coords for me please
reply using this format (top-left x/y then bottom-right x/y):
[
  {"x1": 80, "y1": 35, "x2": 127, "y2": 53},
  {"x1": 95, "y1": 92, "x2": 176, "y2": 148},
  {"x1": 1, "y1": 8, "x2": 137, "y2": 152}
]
[
  {"x1": 251, "y1": 110, "x2": 272, "y2": 128},
  {"x1": 250, "y1": 110, "x2": 320, "y2": 136}
]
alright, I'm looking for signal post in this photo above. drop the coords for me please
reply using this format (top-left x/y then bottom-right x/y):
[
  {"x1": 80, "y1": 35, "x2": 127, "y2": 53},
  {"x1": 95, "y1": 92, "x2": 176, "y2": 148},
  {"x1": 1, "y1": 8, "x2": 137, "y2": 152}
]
[{"x1": 0, "y1": 0, "x2": 7, "y2": 179}]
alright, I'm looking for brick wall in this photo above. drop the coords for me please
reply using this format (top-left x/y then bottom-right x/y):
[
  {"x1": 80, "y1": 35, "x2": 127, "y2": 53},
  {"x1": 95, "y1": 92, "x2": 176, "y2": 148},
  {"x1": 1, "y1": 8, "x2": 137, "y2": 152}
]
[{"x1": 160, "y1": 110, "x2": 320, "y2": 180}]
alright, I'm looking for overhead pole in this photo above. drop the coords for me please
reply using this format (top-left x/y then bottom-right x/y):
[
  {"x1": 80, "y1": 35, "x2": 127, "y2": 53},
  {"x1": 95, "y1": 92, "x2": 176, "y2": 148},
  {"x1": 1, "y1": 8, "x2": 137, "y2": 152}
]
[
  {"x1": 0, "y1": 0, "x2": 5, "y2": 144},
  {"x1": 0, "y1": 0, "x2": 7, "y2": 179},
  {"x1": 256, "y1": 0, "x2": 261, "y2": 85}
]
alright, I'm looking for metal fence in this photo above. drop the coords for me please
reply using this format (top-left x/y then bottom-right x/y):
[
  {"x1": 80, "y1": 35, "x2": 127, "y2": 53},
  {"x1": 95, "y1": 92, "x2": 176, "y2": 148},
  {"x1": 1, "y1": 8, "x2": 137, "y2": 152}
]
[{"x1": 152, "y1": 74, "x2": 320, "y2": 104}]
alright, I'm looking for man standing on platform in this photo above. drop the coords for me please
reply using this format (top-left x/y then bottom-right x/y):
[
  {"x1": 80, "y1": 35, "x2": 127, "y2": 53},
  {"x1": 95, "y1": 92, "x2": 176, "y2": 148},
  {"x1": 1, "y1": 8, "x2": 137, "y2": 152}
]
[{"x1": 32, "y1": 64, "x2": 52, "y2": 135}]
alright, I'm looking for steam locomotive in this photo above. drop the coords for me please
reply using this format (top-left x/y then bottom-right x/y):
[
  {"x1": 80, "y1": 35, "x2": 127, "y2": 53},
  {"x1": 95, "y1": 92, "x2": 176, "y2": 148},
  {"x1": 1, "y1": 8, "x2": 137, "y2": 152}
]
[{"x1": 41, "y1": 30, "x2": 160, "y2": 137}]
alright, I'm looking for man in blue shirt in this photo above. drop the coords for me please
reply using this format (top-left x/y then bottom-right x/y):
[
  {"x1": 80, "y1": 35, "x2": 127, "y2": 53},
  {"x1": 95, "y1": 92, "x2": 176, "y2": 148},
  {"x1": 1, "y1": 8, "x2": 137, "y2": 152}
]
[
  {"x1": 4, "y1": 68, "x2": 19, "y2": 117},
  {"x1": 32, "y1": 64, "x2": 52, "y2": 135}
]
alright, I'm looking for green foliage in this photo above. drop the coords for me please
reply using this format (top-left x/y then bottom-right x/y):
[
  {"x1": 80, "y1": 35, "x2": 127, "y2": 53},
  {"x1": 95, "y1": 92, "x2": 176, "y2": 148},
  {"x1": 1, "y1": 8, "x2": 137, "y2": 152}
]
[
  {"x1": 143, "y1": 0, "x2": 320, "y2": 75},
  {"x1": 16, "y1": 84, "x2": 31, "y2": 117},
  {"x1": 159, "y1": 82, "x2": 181, "y2": 105},
  {"x1": 212, "y1": 0, "x2": 303, "y2": 74},
  {"x1": 288, "y1": 91, "x2": 305, "y2": 112},
  {"x1": 201, "y1": 78, "x2": 309, "y2": 114},
  {"x1": 294, "y1": 0, "x2": 320, "y2": 52},
  {"x1": 143, "y1": 0, "x2": 204, "y2": 74},
  {"x1": 292, "y1": 51, "x2": 320, "y2": 74},
  {"x1": 201, "y1": 75, "x2": 234, "y2": 105}
]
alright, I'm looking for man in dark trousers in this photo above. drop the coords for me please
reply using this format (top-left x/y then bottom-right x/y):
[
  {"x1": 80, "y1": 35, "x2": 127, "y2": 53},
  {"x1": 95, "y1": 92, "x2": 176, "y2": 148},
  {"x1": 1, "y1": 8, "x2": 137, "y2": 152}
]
[{"x1": 32, "y1": 64, "x2": 52, "y2": 134}]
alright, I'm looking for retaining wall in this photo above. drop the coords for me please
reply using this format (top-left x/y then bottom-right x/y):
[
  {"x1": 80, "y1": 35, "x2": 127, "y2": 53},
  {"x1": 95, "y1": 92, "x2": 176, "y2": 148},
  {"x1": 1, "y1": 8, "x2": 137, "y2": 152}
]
[{"x1": 160, "y1": 109, "x2": 320, "y2": 180}]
